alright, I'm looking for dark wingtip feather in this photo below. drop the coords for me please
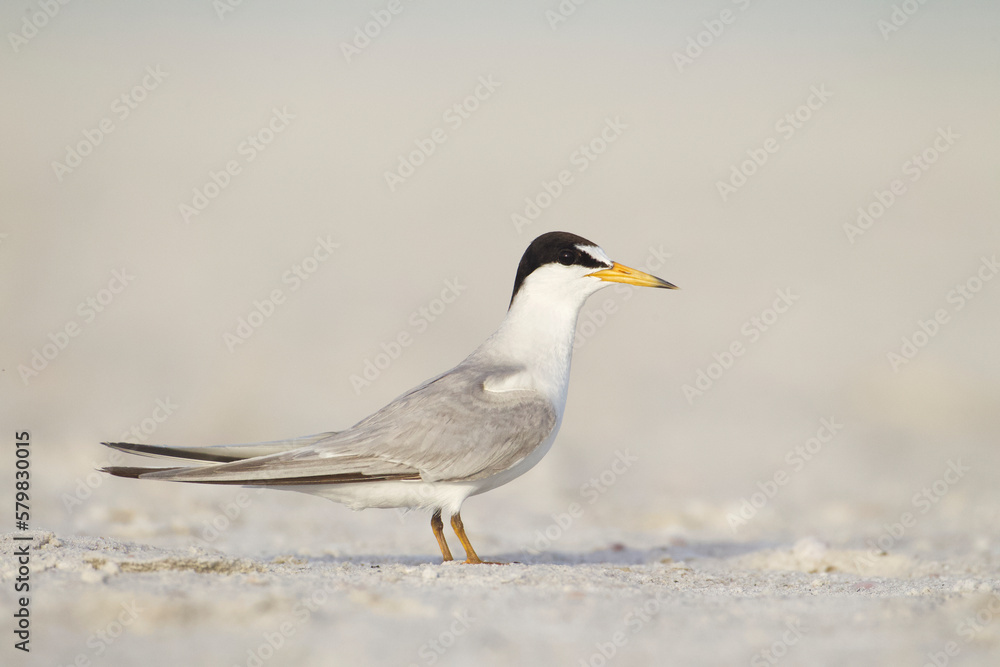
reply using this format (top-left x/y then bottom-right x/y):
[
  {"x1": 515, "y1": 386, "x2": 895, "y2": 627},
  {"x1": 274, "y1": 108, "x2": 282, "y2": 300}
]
[
  {"x1": 101, "y1": 466, "x2": 185, "y2": 479},
  {"x1": 101, "y1": 441, "x2": 241, "y2": 463}
]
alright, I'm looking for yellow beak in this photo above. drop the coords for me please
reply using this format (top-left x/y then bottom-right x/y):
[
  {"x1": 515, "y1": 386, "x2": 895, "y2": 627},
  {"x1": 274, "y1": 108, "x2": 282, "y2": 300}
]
[{"x1": 588, "y1": 262, "x2": 678, "y2": 289}]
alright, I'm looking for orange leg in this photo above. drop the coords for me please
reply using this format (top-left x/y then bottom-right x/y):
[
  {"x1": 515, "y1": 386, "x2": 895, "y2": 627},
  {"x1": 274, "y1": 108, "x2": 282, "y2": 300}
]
[
  {"x1": 450, "y1": 512, "x2": 486, "y2": 564},
  {"x1": 431, "y1": 510, "x2": 453, "y2": 562}
]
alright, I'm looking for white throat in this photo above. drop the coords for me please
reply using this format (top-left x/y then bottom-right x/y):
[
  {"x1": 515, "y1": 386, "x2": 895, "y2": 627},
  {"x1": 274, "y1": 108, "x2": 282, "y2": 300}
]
[{"x1": 472, "y1": 265, "x2": 608, "y2": 414}]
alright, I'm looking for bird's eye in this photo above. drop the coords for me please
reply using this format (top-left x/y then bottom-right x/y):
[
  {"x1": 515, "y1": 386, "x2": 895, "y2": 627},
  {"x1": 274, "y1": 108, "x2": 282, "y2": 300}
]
[{"x1": 557, "y1": 249, "x2": 576, "y2": 266}]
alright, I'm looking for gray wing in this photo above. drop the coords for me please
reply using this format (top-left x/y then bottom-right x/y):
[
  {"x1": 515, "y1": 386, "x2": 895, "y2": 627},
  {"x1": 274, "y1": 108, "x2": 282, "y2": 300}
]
[
  {"x1": 105, "y1": 363, "x2": 556, "y2": 486},
  {"x1": 336, "y1": 363, "x2": 558, "y2": 482}
]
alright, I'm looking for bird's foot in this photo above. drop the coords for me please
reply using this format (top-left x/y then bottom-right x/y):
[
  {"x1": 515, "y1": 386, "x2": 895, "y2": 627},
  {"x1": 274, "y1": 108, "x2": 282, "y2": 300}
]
[{"x1": 462, "y1": 557, "x2": 509, "y2": 565}]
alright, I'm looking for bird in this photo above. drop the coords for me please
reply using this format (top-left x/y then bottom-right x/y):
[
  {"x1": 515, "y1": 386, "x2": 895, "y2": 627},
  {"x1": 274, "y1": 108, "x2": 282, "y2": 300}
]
[{"x1": 102, "y1": 231, "x2": 677, "y2": 563}]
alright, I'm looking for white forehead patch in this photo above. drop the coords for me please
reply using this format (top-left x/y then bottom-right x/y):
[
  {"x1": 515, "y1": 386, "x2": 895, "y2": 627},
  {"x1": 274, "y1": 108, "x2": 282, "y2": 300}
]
[{"x1": 577, "y1": 244, "x2": 613, "y2": 268}]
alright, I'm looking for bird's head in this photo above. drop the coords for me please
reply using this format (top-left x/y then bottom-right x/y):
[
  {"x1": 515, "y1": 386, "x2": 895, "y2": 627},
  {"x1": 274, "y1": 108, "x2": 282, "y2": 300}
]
[{"x1": 509, "y1": 231, "x2": 677, "y2": 310}]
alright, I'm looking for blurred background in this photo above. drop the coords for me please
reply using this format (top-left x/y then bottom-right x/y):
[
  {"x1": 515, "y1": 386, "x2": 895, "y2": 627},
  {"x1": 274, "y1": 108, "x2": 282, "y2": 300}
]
[{"x1": 2, "y1": 0, "x2": 998, "y2": 573}]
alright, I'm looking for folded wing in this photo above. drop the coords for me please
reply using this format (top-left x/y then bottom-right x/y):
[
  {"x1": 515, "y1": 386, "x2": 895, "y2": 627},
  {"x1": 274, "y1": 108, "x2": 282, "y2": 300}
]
[{"x1": 102, "y1": 363, "x2": 556, "y2": 487}]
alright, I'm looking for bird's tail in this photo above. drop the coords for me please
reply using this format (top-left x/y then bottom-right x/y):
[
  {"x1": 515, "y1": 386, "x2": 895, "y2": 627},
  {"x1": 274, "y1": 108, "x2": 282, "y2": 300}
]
[{"x1": 100, "y1": 432, "x2": 336, "y2": 479}]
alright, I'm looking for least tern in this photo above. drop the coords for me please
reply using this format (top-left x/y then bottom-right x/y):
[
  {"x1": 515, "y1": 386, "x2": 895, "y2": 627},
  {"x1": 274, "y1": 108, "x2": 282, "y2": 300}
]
[{"x1": 103, "y1": 231, "x2": 677, "y2": 563}]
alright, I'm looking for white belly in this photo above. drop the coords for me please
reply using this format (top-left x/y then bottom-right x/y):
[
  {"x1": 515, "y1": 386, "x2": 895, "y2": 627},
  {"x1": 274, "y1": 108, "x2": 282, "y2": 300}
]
[{"x1": 286, "y1": 480, "x2": 477, "y2": 515}]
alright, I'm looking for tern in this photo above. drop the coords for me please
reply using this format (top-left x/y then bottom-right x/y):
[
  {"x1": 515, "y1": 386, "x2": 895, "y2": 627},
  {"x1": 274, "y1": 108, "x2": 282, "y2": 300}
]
[{"x1": 103, "y1": 231, "x2": 677, "y2": 563}]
